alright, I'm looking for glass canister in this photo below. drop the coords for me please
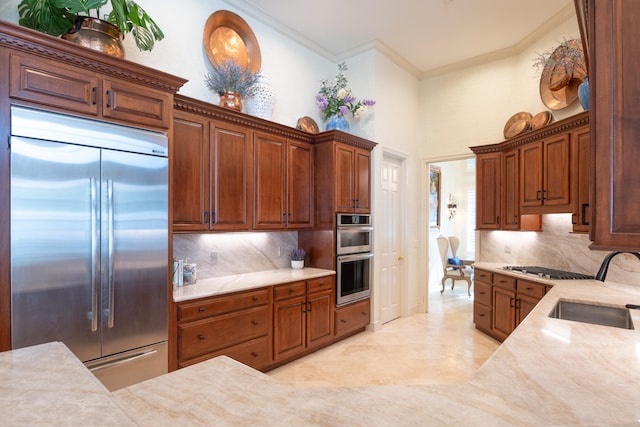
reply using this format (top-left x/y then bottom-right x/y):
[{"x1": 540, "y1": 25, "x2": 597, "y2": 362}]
[{"x1": 183, "y1": 262, "x2": 197, "y2": 285}]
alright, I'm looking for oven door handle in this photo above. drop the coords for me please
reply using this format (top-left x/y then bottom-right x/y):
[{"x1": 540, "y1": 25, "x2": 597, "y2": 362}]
[
  {"x1": 337, "y1": 226, "x2": 374, "y2": 232},
  {"x1": 338, "y1": 253, "x2": 374, "y2": 262}
]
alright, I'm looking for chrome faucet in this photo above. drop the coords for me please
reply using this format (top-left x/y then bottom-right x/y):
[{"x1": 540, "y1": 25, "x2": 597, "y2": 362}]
[{"x1": 595, "y1": 252, "x2": 640, "y2": 282}]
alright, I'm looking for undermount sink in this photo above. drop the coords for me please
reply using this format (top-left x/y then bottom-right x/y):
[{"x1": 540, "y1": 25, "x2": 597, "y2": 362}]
[{"x1": 549, "y1": 300, "x2": 634, "y2": 330}]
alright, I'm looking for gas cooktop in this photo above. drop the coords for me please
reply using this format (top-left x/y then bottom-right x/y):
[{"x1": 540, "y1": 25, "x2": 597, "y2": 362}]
[{"x1": 502, "y1": 265, "x2": 595, "y2": 280}]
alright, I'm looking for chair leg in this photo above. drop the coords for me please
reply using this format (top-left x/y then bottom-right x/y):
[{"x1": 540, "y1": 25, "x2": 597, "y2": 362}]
[
  {"x1": 440, "y1": 278, "x2": 446, "y2": 294},
  {"x1": 467, "y1": 279, "x2": 472, "y2": 297}
]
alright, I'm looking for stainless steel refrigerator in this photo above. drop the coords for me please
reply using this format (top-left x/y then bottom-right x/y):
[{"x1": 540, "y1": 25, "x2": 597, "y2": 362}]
[{"x1": 10, "y1": 106, "x2": 169, "y2": 391}]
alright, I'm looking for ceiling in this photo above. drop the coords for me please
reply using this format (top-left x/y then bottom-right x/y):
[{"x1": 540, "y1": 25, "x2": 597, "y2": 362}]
[{"x1": 232, "y1": 0, "x2": 575, "y2": 76}]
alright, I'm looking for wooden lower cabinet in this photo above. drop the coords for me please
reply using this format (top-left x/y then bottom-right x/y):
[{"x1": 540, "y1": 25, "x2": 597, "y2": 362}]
[
  {"x1": 474, "y1": 269, "x2": 548, "y2": 342},
  {"x1": 176, "y1": 275, "x2": 356, "y2": 371},
  {"x1": 273, "y1": 277, "x2": 335, "y2": 362},
  {"x1": 177, "y1": 288, "x2": 272, "y2": 370},
  {"x1": 335, "y1": 298, "x2": 371, "y2": 337}
]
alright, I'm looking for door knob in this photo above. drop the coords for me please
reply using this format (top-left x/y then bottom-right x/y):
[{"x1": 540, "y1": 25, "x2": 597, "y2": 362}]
[{"x1": 397, "y1": 256, "x2": 404, "y2": 261}]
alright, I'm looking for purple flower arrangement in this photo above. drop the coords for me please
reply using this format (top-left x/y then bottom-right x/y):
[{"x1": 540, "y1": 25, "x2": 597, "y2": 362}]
[
  {"x1": 315, "y1": 62, "x2": 375, "y2": 121},
  {"x1": 290, "y1": 248, "x2": 306, "y2": 261}
]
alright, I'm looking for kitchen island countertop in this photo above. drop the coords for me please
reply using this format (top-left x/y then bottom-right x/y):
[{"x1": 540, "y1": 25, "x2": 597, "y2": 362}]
[{"x1": 3, "y1": 262, "x2": 640, "y2": 426}]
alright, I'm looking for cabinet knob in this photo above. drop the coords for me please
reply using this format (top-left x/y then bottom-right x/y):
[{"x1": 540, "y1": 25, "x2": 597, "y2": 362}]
[
  {"x1": 198, "y1": 335, "x2": 205, "y2": 340},
  {"x1": 361, "y1": 312, "x2": 367, "y2": 316},
  {"x1": 252, "y1": 296, "x2": 259, "y2": 302},
  {"x1": 340, "y1": 319, "x2": 348, "y2": 323},
  {"x1": 251, "y1": 352, "x2": 259, "y2": 357},
  {"x1": 198, "y1": 307, "x2": 206, "y2": 312},
  {"x1": 251, "y1": 320, "x2": 259, "y2": 326}
]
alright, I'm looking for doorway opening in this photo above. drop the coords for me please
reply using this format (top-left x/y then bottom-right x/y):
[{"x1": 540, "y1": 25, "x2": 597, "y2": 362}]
[{"x1": 425, "y1": 156, "x2": 476, "y2": 310}]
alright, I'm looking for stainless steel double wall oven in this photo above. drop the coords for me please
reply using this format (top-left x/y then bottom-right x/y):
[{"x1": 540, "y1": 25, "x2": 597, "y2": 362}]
[{"x1": 336, "y1": 214, "x2": 373, "y2": 305}]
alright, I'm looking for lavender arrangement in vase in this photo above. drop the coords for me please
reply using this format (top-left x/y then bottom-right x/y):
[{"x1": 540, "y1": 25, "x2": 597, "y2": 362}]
[{"x1": 290, "y1": 248, "x2": 306, "y2": 269}]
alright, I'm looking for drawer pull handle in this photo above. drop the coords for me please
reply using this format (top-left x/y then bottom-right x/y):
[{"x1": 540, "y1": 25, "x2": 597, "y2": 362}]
[
  {"x1": 479, "y1": 291, "x2": 486, "y2": 295},
  {"x1": 526, "y1": 287, "x2": 533, "y2": 291},
  {"x1": 251, "y1": 352, "x2": 259, "y2": 357},
  {"x1": 251, "y1": 320, "x2": 259, "y2": 326},
  {"x1": 362, "y1": 312, "x2": 367, "y2": 315},
  {"x1": 198, "y1": 307, "x2": 206, "y2": 312},
  {"x1": 341, "y1": 319, "x2": 347, "y2": 323},
  {"x1": 198, "y1": 335, "x2": 205, "y2": 340},
  {"x1": 253, "y1": 296, "x2": 259, "y2": 301},
  {"x1": 289, "y1": 289, "x2": 294, "y2": 293},
  {"x1": 479, "y1": 313, "x2": 485, "y2": 317}
]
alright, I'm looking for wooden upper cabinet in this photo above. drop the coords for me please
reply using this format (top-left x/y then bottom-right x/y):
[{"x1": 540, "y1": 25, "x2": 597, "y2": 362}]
[
  {"x1": 502, "y1": 149, "x2": 519, "y2": 230},
  {"x1": 211, "y1": 121, "x2": 253, "y2": 231},
  {"x1": 571, "y1": 126, "x2": 591, "y2": 233},
  {"x1": 335, "y1": 144, "x2": 371, "y2": 213},
  {"x1": 590, "y1": 0, "x2": 640, "y2": 250},
  {"x1": 476, "y1": 152, "x2": 501, "y2": 229},
  {"x1": 254, "y1": 132, "x2": 287, "y2": 230},
  {"x1": 253, "y1": 134, "x2": 314, "y2": 230},
  {"x1": 172, "y1": 111, "x2": 210, "y2": 231},
  {"x1": 171, "y1": 113, "x2": 252, "y2": 232},
  {"x1": 9, "y1": 52, "x2": 172, "y2": 129},
  {"x1": 286, "y1": 140, "x2": 314, "y2": 228},
  {"x1": 520, "y1": 134, "x2": 571, "y2": 213}
]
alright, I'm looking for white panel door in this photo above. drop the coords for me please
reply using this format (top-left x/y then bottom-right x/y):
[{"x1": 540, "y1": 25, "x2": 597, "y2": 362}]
[{"x1": 380, "y1": 156, "x2": 403, "y2": 324}]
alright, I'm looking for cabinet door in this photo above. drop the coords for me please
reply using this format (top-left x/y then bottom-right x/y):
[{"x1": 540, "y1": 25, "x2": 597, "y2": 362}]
[
  {"x1": 502, "y1": 149, "x2": 519, "y2": 229},
  {"x1": 520, "y1": 142, "x2": 543, "y2": 207},
  {"x1": 492, "y1": 286, "x2": 515, "y2": 341},
  {"x1": 254, "y1": 132, "x2": 286, "y2": 230},
  {"x1": 517, "y1": 294, "x2": 539, "y2": 325},
  {"x1": 306, "y1": 290, "x2": 334, "y2": 349},
  {"x1": 590, "y1": 0, "x2": 640, "y2": 249},
  {"x1": 210, "y1": 121, "x2": 253, "y2": 230},
  {"x1": 571, "y1": 126, "x2": 591, "y2": 233},
  {"x1": 543, "y1": 134, "x2": 571, "y2": 208},
  {"x1": 102, "y1": 79, "x2": 172, "y2": 129},
  {"x1": 354, "y1": 148, "x2": 371, "y2": 213},
  {"x1": 335, "y1": 144, "x2": 355, "y2": 212},
  {"x1": 287, "y1": 140, "x2": 314, "y2": 228},
  {"x1": 172, "y1": 112, "x2": 210, "y2": 231},
  {"x1": 10, "y1": 53, "x2": 100, "y2": 116},
  {"x1": 476, "y1": 152, "x2": 502, "y2": 229},
  {"x1": 273, "y1": 296, "x2": 306, "y2": 361}
]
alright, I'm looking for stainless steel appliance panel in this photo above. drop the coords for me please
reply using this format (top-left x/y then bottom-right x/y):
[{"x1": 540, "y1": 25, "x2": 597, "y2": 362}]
[
  {"x1": 86, "y1": 341, "x2": 168, "y2": 391},
  {"x1": 100, "y1": 149, "x2": 168, "y2": 356},
  {"x1": 11, "y1": 137, "x2": 103, "y2": 361},
  {"x1": 337, "y1": 252, "x2": 373, "y2": 306}
]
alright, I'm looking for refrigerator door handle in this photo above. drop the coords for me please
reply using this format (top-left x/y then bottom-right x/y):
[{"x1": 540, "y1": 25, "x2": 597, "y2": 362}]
[
  {"x1": 90, "y1": 177, "x2": 99, "y2": 332},
  {"x1": 107, "y1": 179, "x2": 115, "y2": 328},
  {"x1": 88, "y1": 349, "x2": 158, "y2": 372}
]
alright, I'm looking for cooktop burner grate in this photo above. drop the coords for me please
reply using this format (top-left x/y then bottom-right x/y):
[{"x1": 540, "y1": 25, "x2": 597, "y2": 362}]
[{"x1": 503, "y1": 265, "x2": 594, "y2": 280}]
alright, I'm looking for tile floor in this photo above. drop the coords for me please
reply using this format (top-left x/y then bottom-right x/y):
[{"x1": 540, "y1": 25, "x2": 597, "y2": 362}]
[{"x1": 267, "y1": 284, "x2": 500, "y2": 387}]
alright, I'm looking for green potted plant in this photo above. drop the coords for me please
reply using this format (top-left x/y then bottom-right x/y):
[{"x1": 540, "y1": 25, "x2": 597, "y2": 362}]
[
  {"x1": 17, "y1": 0, "x2": 164, "y2": 54},
  {"x1": 205, "y1": 59, "x2": 259, "y2": 111},
  {"x1": 290, "y1": 248, "x2": 306, "y2": 270}
]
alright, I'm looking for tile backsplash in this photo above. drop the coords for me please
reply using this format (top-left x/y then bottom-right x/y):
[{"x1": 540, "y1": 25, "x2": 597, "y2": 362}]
[
  {"x1": 478, "y1": 214, "x2": 640, "y2": 285},
  {"x1": 173, "y1": 232, "x2": 298, "y2": 280}
]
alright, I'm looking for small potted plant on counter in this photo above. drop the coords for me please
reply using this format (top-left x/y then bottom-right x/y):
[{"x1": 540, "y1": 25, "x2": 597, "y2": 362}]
[{"x1": 290, "y1": 248, "x2": 306, "y2": 270}]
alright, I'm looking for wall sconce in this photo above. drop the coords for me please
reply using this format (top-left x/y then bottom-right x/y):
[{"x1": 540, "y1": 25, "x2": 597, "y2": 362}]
[{"x1": 447, "y1": 193, "x2": 457, "y2": 220}]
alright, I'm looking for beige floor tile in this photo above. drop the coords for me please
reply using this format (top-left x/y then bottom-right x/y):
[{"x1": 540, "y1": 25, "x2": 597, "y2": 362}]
[{"x1": 267, "y1": 284, "x2": 500, "y2": 387}]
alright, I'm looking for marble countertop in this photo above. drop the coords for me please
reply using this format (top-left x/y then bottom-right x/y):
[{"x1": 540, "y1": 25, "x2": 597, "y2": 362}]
[
  {"x1": 173, "y1": 267, "x2": 336, "y2": 302},
  {"x1": 3, "y1": 262, "x2": 640, "y2": 426}
]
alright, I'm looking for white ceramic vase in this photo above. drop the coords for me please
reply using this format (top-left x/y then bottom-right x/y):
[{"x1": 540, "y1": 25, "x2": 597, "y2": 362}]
[
  {"x1": 291, "y1": 260, "x2": 304, "y2": 270},
  {"x1": 246, "y1": 73, "x2": 275, "y2": 119}
]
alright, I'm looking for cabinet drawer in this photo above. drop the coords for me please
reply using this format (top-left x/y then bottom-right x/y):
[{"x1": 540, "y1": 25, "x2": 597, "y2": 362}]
[
  {"x1": 102, "y1": 78, "x2": 172, "y2": 129},
  {"x1": 179, "y1": 306, "x2": 270, "y2": 361},
  {"x1": 307, "y1": 275, "x2": 334, "y2": 294},
  {"x1": 474, "y1": 269, "x2": 493, "y2": 284},
  {"x1": 517, "y1": 279, "x2": 547, "y2": 299},
  {"x1": 474, "y1": 302, "x2": 492, "y2": 332},
  {"x1": 178, "y1": 336, "x2": 271, "y2": 370},
  {"x1": 493, "y1": 273, "x2": 516, "y2": 290},
  {"x1": 474, "y1": 280, "x2": 492, "y2": 307},
  {"x1": 335, "y1": 299, "x2": 370, "y2": 336},
  {"x1": 273, "y1": 281, "x2": 306, "y2": 301},
  {"x1": 178, "y1": 288, "x2": 270, "y2": 323}
]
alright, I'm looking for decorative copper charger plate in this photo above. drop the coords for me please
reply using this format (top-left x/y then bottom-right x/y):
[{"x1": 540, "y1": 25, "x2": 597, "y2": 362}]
[
  {"x1": 539, "y1": 39, "x2": 586, "y2": 110},
  {"x1": 203, "y1": 10, "x2": 261, "y2": 73},
  {"x1": 296, "y1": 116, "x2": 319, "y2": 133},
  {"x1": 503, "y1": 112, "x2": 532, "y2": 139},
  {"x1": 531, "y1": 111, "x2": 553, "y2": 130}
]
